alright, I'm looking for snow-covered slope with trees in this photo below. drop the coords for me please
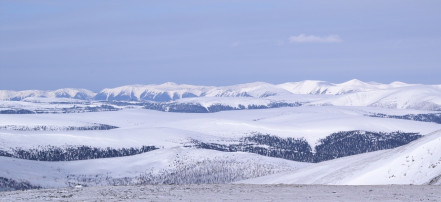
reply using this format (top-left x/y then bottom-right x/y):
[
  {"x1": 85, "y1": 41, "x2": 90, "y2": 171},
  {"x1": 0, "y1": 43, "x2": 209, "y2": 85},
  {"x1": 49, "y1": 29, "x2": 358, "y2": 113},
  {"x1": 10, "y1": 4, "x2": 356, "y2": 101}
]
[
  {"x1": 0, "y1": 147, "x2": 309, "y2": 189},
  {"x1": 241, "y1": 129, "x2": 441, "y2": 185}
]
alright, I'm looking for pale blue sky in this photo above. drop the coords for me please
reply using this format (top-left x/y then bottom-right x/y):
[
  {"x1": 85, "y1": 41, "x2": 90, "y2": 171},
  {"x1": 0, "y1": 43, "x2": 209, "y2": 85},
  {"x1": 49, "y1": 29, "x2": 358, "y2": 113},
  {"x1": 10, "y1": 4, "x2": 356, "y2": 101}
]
[{"x1": 1, "y1": 0, "x2": 441, "y2": 90}]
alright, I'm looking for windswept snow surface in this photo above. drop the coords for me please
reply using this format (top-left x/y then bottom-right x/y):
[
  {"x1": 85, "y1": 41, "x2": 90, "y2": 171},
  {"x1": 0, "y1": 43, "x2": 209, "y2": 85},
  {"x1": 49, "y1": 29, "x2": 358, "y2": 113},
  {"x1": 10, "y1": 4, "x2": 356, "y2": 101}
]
[
  {"x1": 241, "y1": 129, "x2": 441, "y2": 185},
  {"x1": 2, "y1": 184, "x2": 441, "y2": 202}
]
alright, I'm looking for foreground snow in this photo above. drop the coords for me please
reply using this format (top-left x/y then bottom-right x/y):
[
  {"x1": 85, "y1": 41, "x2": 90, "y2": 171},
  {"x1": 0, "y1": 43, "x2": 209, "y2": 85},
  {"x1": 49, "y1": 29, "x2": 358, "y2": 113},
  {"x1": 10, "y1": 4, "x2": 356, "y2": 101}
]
[{"x1": 1, "y1": 184, "x2": 440, "y2": 202}]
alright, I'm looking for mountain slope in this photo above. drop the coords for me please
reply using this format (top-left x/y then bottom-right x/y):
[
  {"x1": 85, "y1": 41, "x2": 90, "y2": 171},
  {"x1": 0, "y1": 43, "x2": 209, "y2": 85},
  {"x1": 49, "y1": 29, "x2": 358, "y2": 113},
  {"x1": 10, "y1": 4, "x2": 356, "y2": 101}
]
[
  {"x1": 91, "y1": 80, "x2": 441, "y2": 111},
  {"x1": 240, "y1": 129, "x2": 441, "y2": 185},
  {"x1": 0, "y1": 89, "x2": 96, "y2": 101},
  {"x1": 311, "y1": 85, "x2": 441, "y2": 110},
  {"x1": 277, "y1": 79, "x2": 415, "y2": 95},
  {"x1": 0, "y1": 147, "x2": 309, "y2": 188},
  {"x1": 94, "y1": 82, "x2": 295, "y2": 101},
  {"x1": 94, "y1": 82, "x2": 211, "y2": 101}
]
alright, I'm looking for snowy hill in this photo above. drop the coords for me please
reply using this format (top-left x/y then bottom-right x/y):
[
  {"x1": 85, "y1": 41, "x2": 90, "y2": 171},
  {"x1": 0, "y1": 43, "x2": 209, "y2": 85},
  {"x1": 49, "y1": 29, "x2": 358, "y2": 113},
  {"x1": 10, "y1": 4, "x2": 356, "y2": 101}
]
[
  {"x1": 0, "y1": 147, "x2": 309, "y2": 188},
  {"x1": 94, "y1": 82, "x2": 211, "y2": 101},
  {"x1": 311, "y1": 85, "x2": 441, "y2": 110},
  {"x1": 0, "y1": 89, "x2": 96, "y2": 101},
  {"x1": 277, "y1": 79, "x2": 414, "y2": 95},
  {"x1": 240, "y1": 129, "x2": 441, "y2": 185},
  {"x1": 94, "y1": 82, "x2": 295, "y2": 101},
  {"x1": 204, "y1": 82, "x2": 294, "y2": 98}
]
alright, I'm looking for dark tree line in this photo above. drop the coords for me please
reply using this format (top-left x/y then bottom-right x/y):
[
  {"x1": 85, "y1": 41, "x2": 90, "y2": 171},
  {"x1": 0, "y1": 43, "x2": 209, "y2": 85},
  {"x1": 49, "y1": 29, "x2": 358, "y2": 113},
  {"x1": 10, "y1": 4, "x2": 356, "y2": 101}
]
[
  {"x1": 108, "y1": 101, "x2": 145, "y2": 106},
  {"x1": 0, "y1": 145, "x2": 158, "y2": 161},
  {"x1": 0, "y1": 105, "x2": 119, "y2": 114},
  {"x1": 59, "y1": 105, "x2": 119, "y2": 113},
  {"x1": 143, "y1": 102, "x2": 301, "y2": 113},
  {"x1": 369, "y1": 113, "x2": 441, "y2": 124},
  {"x1": 314, "y1": 131, "x2": 421, "y2": 162},
  {"x1": 0, "y1": 124, "x2": 118, "y2": 131},
  {"x1": 95, "y1": 91, "x2": 199, "y2": 102},
  {"x1": 0, "y1": 109, "x2": 34, "y2": 114},
  {"x1": 0, "y1": 177, "x2": 40, "y2": 191},
  {"x1": 192, "y1": 133, "x2": 314, "y2": 162},
  {"x1": 193, "y1": 131, "x2": 422, "y2": 163},
  {"x1": 0, "y1": 101, "x2": 301, "y2": 114}
]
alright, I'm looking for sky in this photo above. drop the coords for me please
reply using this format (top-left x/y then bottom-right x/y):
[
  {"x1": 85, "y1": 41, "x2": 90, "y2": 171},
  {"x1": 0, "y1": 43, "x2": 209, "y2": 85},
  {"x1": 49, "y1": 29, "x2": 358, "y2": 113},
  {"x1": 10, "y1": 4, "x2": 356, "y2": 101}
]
[{"x1": 1, "y1": 0, "x2": 441, "y2": 91}]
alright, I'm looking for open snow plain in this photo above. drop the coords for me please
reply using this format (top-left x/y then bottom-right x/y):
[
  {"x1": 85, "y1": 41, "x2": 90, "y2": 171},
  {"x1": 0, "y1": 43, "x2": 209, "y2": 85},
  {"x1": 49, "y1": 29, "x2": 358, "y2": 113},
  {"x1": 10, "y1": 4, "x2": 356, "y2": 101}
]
[
  {"x1": 2, "y1": 184, "x2": 441, "y2": 202},
  {"x1": 1, "y1": 80, "x2": 441, "y2": 200}
]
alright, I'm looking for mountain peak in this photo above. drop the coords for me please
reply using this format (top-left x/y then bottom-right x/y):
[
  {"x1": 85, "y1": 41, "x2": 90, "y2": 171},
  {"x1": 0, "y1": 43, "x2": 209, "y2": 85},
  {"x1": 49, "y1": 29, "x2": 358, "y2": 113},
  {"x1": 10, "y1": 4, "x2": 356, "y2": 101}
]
[
  {"x1": 159, "y1": 82, "x2": 178, "y2": 86},
  {"x1": 339, "y1": 79, "x2": 366, "y2": 86}
]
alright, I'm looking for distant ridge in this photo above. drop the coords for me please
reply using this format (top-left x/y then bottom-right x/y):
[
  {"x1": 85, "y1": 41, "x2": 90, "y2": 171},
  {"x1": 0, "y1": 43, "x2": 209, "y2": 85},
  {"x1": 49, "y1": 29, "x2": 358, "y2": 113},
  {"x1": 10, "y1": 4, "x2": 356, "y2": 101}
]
[
  {"x1": 1, "y1": 80, "x2": 441, "y2": 111},
  {"x1": 0, "y1": 79, "x2": 427, "y2": 100},
  {"x1": 0, "y1": 88, "x2": 96, "y2": 101}
]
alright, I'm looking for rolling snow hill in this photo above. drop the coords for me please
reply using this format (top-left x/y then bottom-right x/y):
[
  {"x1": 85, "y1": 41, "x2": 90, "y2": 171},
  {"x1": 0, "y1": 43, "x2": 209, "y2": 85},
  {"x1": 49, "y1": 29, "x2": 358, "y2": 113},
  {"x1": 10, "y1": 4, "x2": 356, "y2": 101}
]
[
  {"x1": 277, "y1": 79, "x2": 413, "y2": 95},
  {"x1": 94, "y1": 82, "x2": 210, "y2": 102},
  {"x1": 240, "y1": 129, "x2": 441, "y2": 185},
  {"x1": 0, "y1": 147, "x2": 309, "y2": 189}
]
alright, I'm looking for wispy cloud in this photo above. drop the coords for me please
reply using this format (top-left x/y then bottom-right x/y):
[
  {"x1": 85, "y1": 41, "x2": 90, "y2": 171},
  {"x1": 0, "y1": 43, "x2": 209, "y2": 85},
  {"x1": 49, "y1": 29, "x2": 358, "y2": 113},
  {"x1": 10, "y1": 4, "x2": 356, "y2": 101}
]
[{"x1": 289, "y1": 34, "x2": 342, "y2": 43}]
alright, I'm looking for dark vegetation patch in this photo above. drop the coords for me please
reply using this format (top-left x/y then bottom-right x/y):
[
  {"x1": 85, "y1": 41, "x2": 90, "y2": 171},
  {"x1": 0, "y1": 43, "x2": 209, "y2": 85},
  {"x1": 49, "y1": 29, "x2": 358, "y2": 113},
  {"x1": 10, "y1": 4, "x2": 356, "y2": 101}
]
[
  {"x1": 0, "y1": 145, "x2": 158, "y2": 161},
  {"x1": 0, "y1": 105, "x2": 119, "y2": 114},
  {"x1": 0, "y1": 177, "x2": 40, "y2": 192},
  {"x1": 0, "y1": 109, "x2": 34, "y2": 114},
  {"x1": 0, "y1": 101, "x2": 301, "y2": 114},
  {"x1": 192, "y1": 135, "x2": 314, "y2": 162},
  {"x1": 369, "y1": 113, "x2": 441, "y2": 124},
  {"x1": 314, "y1": 131, "x2": 421, "y2": 162},
  {"x1": 143, "y1": 102, "x2": 301, "y2": 113},
  {"x1": 0, "y1": 124, "x2": 118, "y2": 131},
  {"x1": 192, "y1": 131, "x2": 422, "y2": 163}
]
